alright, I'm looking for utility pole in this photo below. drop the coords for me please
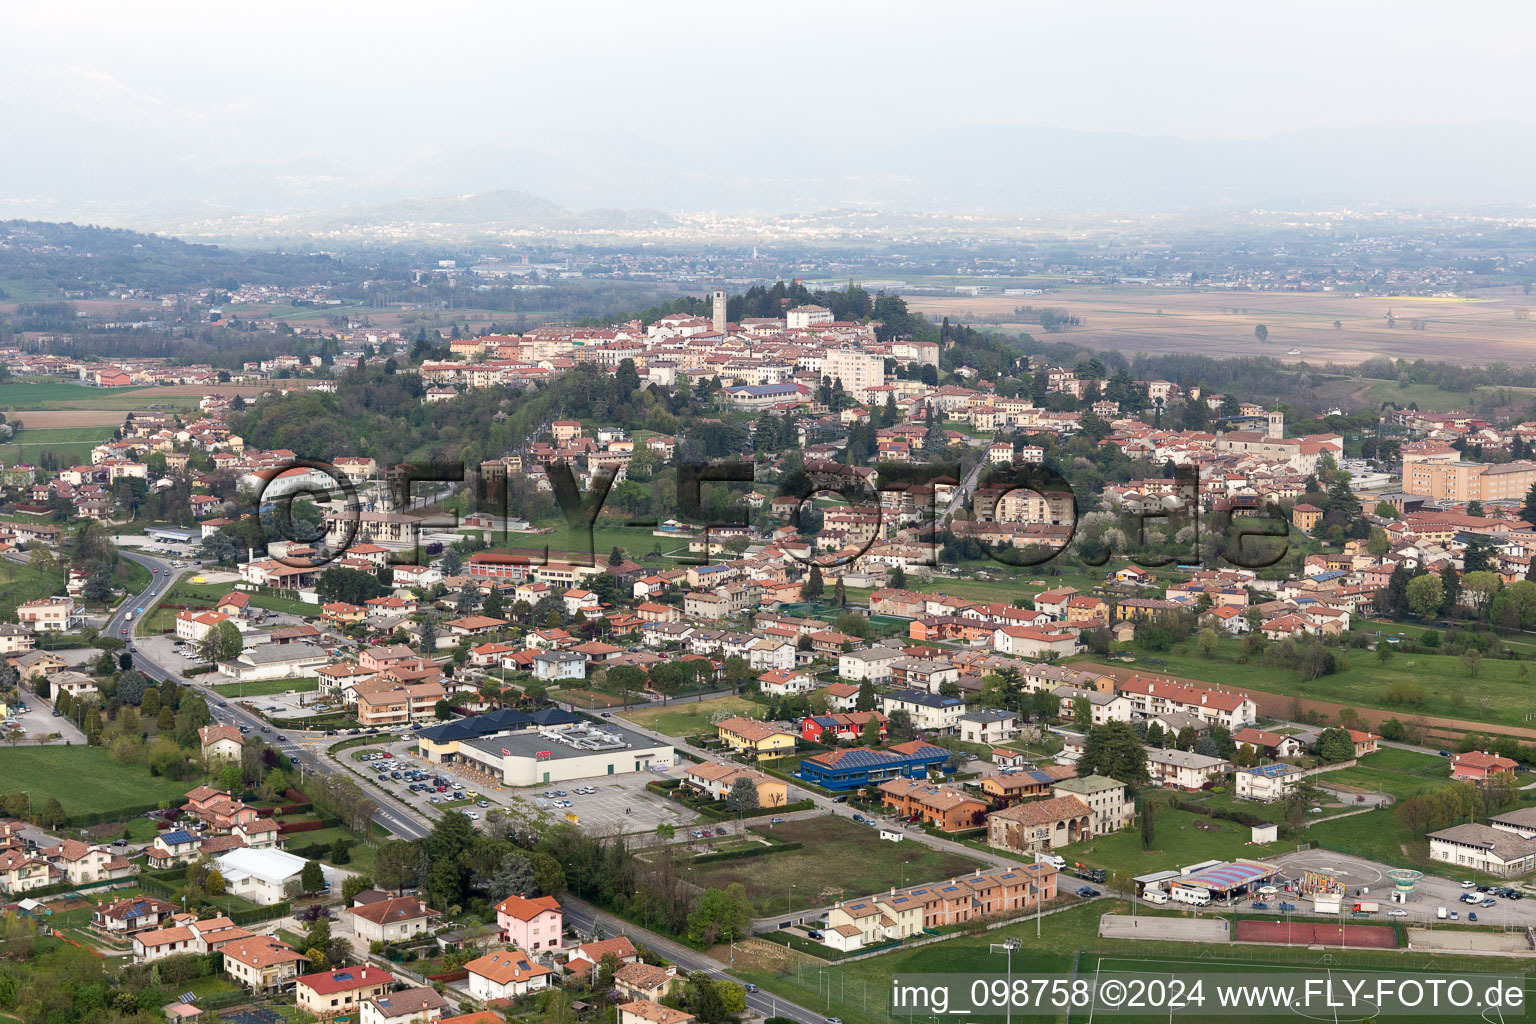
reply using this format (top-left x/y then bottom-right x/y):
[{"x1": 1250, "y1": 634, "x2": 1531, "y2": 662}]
[{"x1": 989, "y1": 937, "x2": 1021, "y2": 1024}]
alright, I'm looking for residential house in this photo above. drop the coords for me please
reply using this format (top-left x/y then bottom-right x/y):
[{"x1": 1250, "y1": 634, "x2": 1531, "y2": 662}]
[
  {"x1": 1145, "y1": 748, "x2": 1231, "y2": 791},
  {"x1": 345, "y1": 897, "x2": 441, "y2": 944},
  {"x1": 495, "y1": 893, "x2": 563, "y2": 952},
  {"x1": 986, "y1": 796, "x2": 1093, "y2": 853},
  {"x1": 1050, "y1": 776, "x2": 1132, "y2": 836},
  {"x1": 877, "y1": 778, "x2": 988, "y2": 831},
  {"x1": 466, "y1": 951, "x2": 554, "y2": 1002},
  {"x1": 295, "y1": 966, "x2": 396, "y2": 1019},
  {"x1": 714, "y1": 717, "x2": 797, "y2": 760}
]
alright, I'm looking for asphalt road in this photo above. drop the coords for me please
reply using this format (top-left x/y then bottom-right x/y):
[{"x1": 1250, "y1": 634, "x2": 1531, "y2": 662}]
[
  {"x1": 563, "y1": 895, "x2": 825, "y2": 1024},
  {"x1": 115, "y1": 548, "x2": 433, "y2": 841},
  {"x1": 109, "y1": 544, "x2": 836, "y2": 1021}
]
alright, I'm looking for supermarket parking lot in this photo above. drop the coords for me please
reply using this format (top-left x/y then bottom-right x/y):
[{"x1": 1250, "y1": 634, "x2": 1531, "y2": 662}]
[{"x1": 348, "y1": 738, "x2": 697, "y2": 834}]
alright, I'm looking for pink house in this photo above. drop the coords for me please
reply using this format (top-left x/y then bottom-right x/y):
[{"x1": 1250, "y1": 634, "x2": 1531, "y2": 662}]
[{"x1": 495, "y1": 893, "x2": 563, "y2": 952}]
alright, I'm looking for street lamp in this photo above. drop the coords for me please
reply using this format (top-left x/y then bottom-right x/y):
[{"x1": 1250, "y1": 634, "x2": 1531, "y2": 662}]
[{"x1": 989, "y1": 937, "x2": 1021, "y2": 1024}]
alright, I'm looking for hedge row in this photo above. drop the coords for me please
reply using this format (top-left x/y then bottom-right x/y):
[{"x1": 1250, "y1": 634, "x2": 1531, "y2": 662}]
[
  {"x1": 62, "y1": 803, "x2": 165, "y2": 829},
  {"x1": 184, "y1": 665, "x2": 216, "y2": 676},
  {"x1": 225, "y1": 900, "x2": 292, "y2": 925},
  {"x1": 692, "y1": 841, "x2": 804, "y2": 865},
  {"x1": 697, "y1": 798, "x2": 816, "y2": 821}
]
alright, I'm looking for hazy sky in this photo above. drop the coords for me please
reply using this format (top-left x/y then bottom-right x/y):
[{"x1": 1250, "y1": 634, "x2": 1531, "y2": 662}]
[{"x1": 5, "y1": 1, "x2": 1536, "y2": 218}]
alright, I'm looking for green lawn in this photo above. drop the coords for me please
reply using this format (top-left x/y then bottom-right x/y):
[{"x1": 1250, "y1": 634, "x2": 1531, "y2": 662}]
[
  {"x1": 0, "y1": 379, "x2": 156, "y2": 408},
  {"x1": 0, "y1": 424, "x2": 119, "y2": 466},
  {"x1": 470, "y1": 519, "x2": 681, "y2": 564},
  {"x1": 1353, "y1": 747, "x2": 1448, "y2": 774},
  {"x1": 0, "y1": 745, "x2": 199, "y2": 817},
  {"x1": 210, "y1": 677, "x2": 321, "y2": 697},
  {"x1": 143, "y1": 580, "x2": 318, "y2": 635},
  {"x1": 1079, "y1": 635, "x2": 1536, "y2": 730},
  {"x1": 688, "y1": 814, "x2": 984, "y2": 915},
  {"x1": 0, "y1": 555, "x2": 64, "y2": 623},
  {"x1": 619, "y1": 695, "x2": 765, "y2": 737},
  {"x1": 1058, "y1": 804, "x2": 1291, "y2": 884}
]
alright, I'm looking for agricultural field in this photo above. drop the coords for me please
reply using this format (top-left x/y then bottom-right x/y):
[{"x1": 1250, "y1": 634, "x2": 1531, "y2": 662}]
[
  {"x1": 1081, "y1": 636, "x2": 1536, "y2": 731},
  {"x1": 902, "y1": 284, "x2": 1536, "y2": 367},
  {"x1": 618, "y1": 695, "x2": 764, "y2": 737},
  {"x1": 0, "y1": 746, "x2": 199, "y2": 818},
  {"x1": 688, "y1": 814, "x2": 984, "y2": 915},
  {"x1": 0, "y1": 423, "x2": 119, "y2": 465}
]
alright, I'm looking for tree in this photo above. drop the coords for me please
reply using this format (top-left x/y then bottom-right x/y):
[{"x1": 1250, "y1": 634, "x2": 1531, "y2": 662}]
[
  {"x1": 299, "y1": 858, "x2": 325, "y2": 895},
  {"x1": 687, "y1": 885, "x2": 751, "y2": 947},
  {"x1": 488, "y1": 851, "x2": 539, "y2": 901},
  {"x1": 419, "y1": 619, "x2": 438, "y2": 657},
  {"x1": 373, "y1": 840, "x2": 419, "y2": 893},
  {"x1": 194, "y1": 620, "x2": 243, "y2": 665},
  {"x1": 435, "y1": 699, "x2": 453, "y2": 721},
  {"x1": 723, "y1": 776, "x2": 759, "y2": 814},
  {"x1": 1139, "y1": 797, "x2": 1155, "y2": 850},
  {"x1": 341, "y1": 874, "x2": 375, "y2": 905},
  {"x1": 859, "y1": 715, "x2": 881, "y2": 746},
  {"x1": 1254, "y1": 324, "x2": 1268, "y2": 343},
  {"x1": 855, "y1": 680, "x2": 876, "y2": 712},
  {"x1": 1072, "y1": 696, "x2": 1092, "y2": 730},
  {"x1": 38, "y1": 796, "x2": 66, "y2": 828},
  {"x1": 802, "y1": 566, "x2": 823, "y2": 601},
  {"x1": 1315, "y1": 727, "x2": 1355, "y2": 763},
  {"x1": 1406, "y1": 573, "x2": 1444, "y2": 619},
  {"x1": 1461, "y1": 570, "x2": 1500, "y2": 620},
  {"x1": 482, "y1": 588, "x2": 504, "y2": 620},
  {"x1": 684, "y1": 970, "x2": 732, "y2": 1024},
  {"x1": 1078, "y1": 722, "x2": 1149, "y2": 786}
]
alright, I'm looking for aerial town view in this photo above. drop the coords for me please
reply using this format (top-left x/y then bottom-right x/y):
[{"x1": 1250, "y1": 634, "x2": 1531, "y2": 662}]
[{"x1": 5, "y1": 3, "x2": 1536, "y2": 1023}]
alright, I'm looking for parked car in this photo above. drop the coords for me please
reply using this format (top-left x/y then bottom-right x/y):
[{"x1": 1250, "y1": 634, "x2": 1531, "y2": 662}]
[
  {"x1": 1469, "y1": 912, "x2": 1479, "y2": 922},
  {"x1": 1388, "y1": 909, "x2": 1408, "y2": 917},
  {"x1": 1480, "y1": 898, "x2": 1496, "y2": 908},
  {"x1": 770, "y1": 817, "x2": 785, "y2": 824},
  {"x1": 851, "y1": 814, "x2": 865, "y2": 823},
  {"x1": 1076, "y1": 887, "x2": 1101, "y2": 898},
  {"x1": 1462, "y1": 880, "x2": 1476, "y2": 888}
]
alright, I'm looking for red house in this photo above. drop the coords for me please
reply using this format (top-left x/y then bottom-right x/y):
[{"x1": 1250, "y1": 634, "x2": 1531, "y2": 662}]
[
  {"x1": 800, "y1": 710, "x2": 887, "y2": 743},
  {"x1": 1451, "y1": 750, "x2": 1518, "y2": 784}
]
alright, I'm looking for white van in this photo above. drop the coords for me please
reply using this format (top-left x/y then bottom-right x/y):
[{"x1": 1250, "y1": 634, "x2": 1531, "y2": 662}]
[
  {"x1": 1436, "y1": 906, "x2": 1448, "y2": 920},
  {"x1": 1170, "y1": 887, "x2": 1211, "y2": 907},
  {"x1": 1037, "y1": 853, "x2": 1066, "y2": 869},
  {"x1": 1142, "y1": 890, "x2": 1170, "y2": 905}
]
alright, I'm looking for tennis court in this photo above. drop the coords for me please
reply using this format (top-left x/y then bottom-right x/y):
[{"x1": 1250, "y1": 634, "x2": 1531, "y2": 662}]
[{"x1": 1234, "y1": 919, "x2": 1397, "y2": 949}]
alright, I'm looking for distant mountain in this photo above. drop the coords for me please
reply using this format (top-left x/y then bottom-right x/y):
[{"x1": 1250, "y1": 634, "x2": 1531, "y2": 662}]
[
  {"x1": 128, "y1": 189, "x2": 679, "y2": 245},
  {"x1": 305, "y1": 190, "x2": 677, "y2": 233},
  {"x1": 0, "y1": 219, "x2": 348, "y2": 295}
]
